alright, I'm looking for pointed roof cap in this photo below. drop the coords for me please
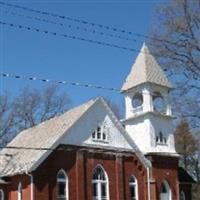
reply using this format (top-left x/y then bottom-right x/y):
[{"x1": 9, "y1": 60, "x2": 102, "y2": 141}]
[{"x1": 121, "y1": 43, "x2": 172, "y2": 91}]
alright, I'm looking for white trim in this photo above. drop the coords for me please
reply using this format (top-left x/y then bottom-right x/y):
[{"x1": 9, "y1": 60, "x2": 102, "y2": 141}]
[
  {"x1": 91, "y1": 125, "x2": 109, "y2": 143},
  {"x1": 57, "y1": 169, "x2": 69, "y2": 200},
  {"x1": 18, "y1": 182, "x2": 22, "y2": 200},
  {"x1": 92, "y1": 164, "x2": 109, "y2": 200},
  {"x1": 30, "y1": 175, "x2": 34, "y2": 200},
  {"x1": 99, "y1": 97, "x2": 151, "y2": 168},
  {"x1": 27, "y1": 98, "x2": 150, "y2": 174},
  {"x1": 160, "y1": 180, "x2": 172, "y2": 200},
  {"x1": 129, "y1": 175, "x2": 139, "y2": 200},
  {"x1": 0, "y1": 189, "x2": 4, "y2": 200}
]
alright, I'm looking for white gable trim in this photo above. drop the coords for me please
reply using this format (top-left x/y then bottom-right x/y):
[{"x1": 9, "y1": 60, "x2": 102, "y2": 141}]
[
  {"x1": 99, "y1": 98, "x2": 151, "y2": 168},
  {"x1": 28, "y1": 97, "x2": 150, "y2": 172},
  {"x1": 29, "y1": 99, "x2": 98, "y2": 172}
]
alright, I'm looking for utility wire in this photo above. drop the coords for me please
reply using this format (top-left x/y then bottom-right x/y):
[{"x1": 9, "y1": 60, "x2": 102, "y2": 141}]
[
  {"x1": 0, "y1": 1, "x2": 177, "y2": 46},
  {"x1": 1, "y1": 15, "x2": 200, "y2": 62},
  {"x1": 2, "y1": 20, "x2": 193, "y2": 61},
  {"x1": 0, "y1": 9, "x2": 139, "y2": 43},
  {"x1": 0, "y1": 20, "x2": 141, "y2": 53},
  {"x1": 3, "y1": 8, "x2": 200, "y2": 60},
  {"x1": 0, "y1": 72, "x2": 120, "y2": 92},
  {"x1": 0, "y1": 145, "x2": 182, "y2": 155}
]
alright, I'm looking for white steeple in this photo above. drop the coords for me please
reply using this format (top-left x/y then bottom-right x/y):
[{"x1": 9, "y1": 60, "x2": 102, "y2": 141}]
[
  {"x1": 121, "y1": 43, "x2": 176, "y2": 155},
  {"x1": 122, "y1": 43, "x2": 172, "y2": 91}
]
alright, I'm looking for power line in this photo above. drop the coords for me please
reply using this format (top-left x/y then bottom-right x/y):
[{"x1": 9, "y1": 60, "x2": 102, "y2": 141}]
[
  {"x1": 0, "y1": 1, "x2": 176, "y2": 46},
  {"x1": 0, "y1": 72, "x2": 121, "y2": 92},
  {"x1": 0, "y1": 9, "x2": 139, "y2": 44},
  {"x1": 0, "y1": 145, "x2": 183, "y2": 155},
  {"x1": 1, "y1": 19, "x2": 191, "y2": 61},
  {"x1": 0, "y1": 20, "x2": 141, "y2": 53}
]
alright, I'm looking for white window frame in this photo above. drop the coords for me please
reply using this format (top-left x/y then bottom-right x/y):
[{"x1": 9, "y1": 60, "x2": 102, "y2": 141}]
[
  {"x1": 129, "y1": 175, "x2": 138, "y2": 200},
  {"x1": 156, "y1": 132, "x2": 167, "y2": 145},
  {"x1": 57, "y1": 169, "x2": 69, "y2": 200},
  {"x1": 0, "y1": 189, "x2": 4, "y2": 200},
  {"x1": 18, "y1": 182, "x2": 22, "y2": 200},
  {"x1": 160, "y1": 180, "x2": 172, "y2": 200},
  {"x1": 92, "y1": 165, "x2": 109, "y2": 200},
  {"x1": 92, "y1": 126, "x2": 108, "y2": 143}
]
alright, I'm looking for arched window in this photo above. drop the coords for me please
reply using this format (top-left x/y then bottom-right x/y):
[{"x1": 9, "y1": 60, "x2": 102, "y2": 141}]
[
  {"x1": 132, "y1": 93, "x2": 143, "y2": 108},
  {"x1": 18, "y1": 182, "x2": 22, "y2": 200},
  {"x1": 0, "y1": 189, "x2": 4, "y2": 200},
  {"x1": 180, "y1": 190, "x2": 186, "y2": 200},
  {"x1": 153, "y1": 92, "x2": 166, "y2": 114},
  {"x1": 92, "y1": 165, "x2": 109, "y2": 200},
  {"x1": 160, "y1": 180, "x2": 171, "y2": 200},
  {"x1": 57, "y1": 169, "x2": 68, "y2": 200},
  {"x1": 129, "y1": 176, "x2": 138, "y2": 200}
]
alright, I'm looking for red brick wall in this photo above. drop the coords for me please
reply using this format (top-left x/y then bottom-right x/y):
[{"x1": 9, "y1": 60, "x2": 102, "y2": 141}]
[
  {"x1": 147, "y1": 154, "x2": 179, "y2": 200},
  {"x1": 0, "y1": 174, "x2": 31, "y2": 200},
  {"x1": 1, "y1": 146, "x2": 188, "y2": 200},
  {"x1": 32, "y1": 145, "x2": 148, "y2": 200}
]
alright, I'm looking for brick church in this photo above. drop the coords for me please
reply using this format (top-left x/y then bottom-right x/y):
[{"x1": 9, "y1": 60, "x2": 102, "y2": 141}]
[{"x1": 0, "y1": 44, "x2": 194, "y2": 200}]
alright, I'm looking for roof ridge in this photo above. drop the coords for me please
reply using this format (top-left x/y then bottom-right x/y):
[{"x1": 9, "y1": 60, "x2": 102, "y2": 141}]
[{"x1": 5, "y1": 98, "x2": 97, "y2": 147}]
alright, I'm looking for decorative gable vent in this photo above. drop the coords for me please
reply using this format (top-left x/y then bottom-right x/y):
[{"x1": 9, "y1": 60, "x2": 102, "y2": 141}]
[
  {"x1": 92, "y1": 122, "x2": 109, "y2": 143},
  {"x1": 156, "y1": 132, "x2": 167, "y2": 145}
]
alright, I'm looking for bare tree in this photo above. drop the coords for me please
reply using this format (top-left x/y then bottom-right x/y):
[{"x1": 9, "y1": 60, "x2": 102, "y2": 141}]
[
  {"x1": 0, "y1": 92, "x2": 16, "y2": 144},
  {"x1": 0, "y1": 85, "x2": 71, "y2": 145},
  {"x1": 151, "y1": 0, "x2": 200, "y2": 77},
  {"x1": 150, "y1": 0, "x2": 200, "y2": 129},
  {"x1": 151, "y1": 1, "x2": 200, "y2": 197}
]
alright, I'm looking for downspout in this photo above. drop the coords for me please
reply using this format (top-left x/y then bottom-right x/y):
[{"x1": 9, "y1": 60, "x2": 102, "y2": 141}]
[
  {"x1": 25, "y1": 172, "x2": 34, "y2": 200},
  {"x1": 147, "y1": 167, "x2": 151, "y2": 200}
]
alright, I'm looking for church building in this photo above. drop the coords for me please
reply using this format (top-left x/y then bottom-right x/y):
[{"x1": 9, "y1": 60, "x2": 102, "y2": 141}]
[{"x1": 0, "y1": 44, "x2": 194, "y2": 200}]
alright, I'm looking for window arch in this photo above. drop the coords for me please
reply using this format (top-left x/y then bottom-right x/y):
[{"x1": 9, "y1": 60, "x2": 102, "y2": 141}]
[
  {"x1": 153, "y1": 92, "x2": 166, "y2": 114},
  {"x1": 57, "y1": 169, "x2": 68, "y2": 200},
  {"x1": 180, "y1": 190, "x2": 186, "y2": 200},
  {"x1": 92, "y1": 165, "x2": 109, "y2": 200},
  {"x1": 132, "y1": 93, "x2": 143, "y2": 108},
  {"x1": 160, "y1": 180, "x2": 171, "y2": 200},
  {"x1": 18, "y1": 182, "x2": 22, "y2": 200},
  {"x1": 129, "y1": 176, "x2": 138, "y2": 200},
  {"x1": 0, "y1": 189, "x2": 4, "y2": 200}
]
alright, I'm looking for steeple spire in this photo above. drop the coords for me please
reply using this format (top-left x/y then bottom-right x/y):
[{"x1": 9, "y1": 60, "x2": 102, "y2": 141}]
[
  {"x1": 121, "y1": 43, "x2": 172, "y2": 92},
  {"x1": 121, "y1": 43, "x2": 176, "y2": 154}
]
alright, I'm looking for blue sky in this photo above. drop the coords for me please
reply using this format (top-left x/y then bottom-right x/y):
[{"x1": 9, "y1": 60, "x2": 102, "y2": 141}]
[{"x1": 0, "y1": 0, "x2": 165, "y2": 111}]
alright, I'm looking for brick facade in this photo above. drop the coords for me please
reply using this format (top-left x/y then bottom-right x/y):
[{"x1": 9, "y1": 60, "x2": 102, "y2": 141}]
[
  {"x1": 0, "y1": 145, "x2": 148, "y2": 200},
  {"x1": 147, "y1": 154, "x2": 180, "y2": 200},
  {"x1": 0, "y1": 145, "x2": 194, "y2": 200}
]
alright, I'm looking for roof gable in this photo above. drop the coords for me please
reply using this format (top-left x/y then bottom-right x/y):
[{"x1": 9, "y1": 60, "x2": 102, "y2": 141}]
[
  {"x1": 60, "y1": 98, "x2": 132, "y2": 150},
  {"x1": 0, "y1": 97, "x2": 150, "y2": 177},
  {"x1": 121, "y1": 43, "x2": 172, "y2": 91},
  {"x1": 0, "y1": 98, "x2": 96, "y2": 176}
]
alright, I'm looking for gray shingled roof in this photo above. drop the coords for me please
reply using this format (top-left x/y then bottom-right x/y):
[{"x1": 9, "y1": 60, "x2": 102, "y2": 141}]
[
  {"x1": 0, "y1": 98, "x2": 96, "y2": 177},
  {"x1": 121, "y1": 43, "x2": 172, "y2": 91},
  {"x1": 0, "y1": 97, "x2": 151, "y2": 177}
]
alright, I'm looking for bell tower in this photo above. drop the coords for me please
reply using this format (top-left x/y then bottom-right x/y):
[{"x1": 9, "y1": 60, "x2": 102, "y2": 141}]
[{"x1": 121, "y1": 43, "x2": 176, "y2": 155}]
